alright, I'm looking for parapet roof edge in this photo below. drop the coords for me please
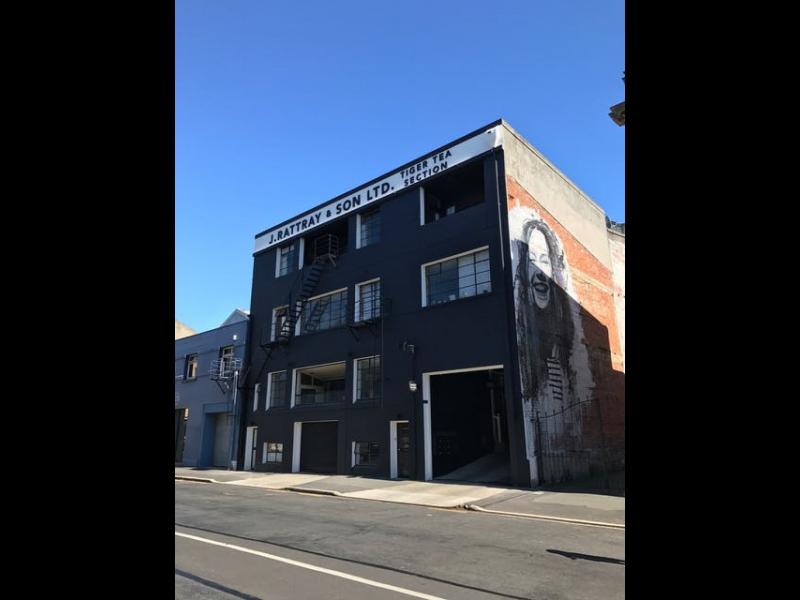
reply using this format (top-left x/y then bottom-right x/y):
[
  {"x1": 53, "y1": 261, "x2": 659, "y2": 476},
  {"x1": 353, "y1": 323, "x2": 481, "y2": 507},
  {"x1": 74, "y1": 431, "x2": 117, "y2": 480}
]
[
  {"x1": 253, "y1": 119, "x2": 504, "y2": 241},
  {"x1": 499, "y1": 121, "x2": 608, "y2": 218},
  {"x1": 174, "y1": 317, "x2": 249, "y2": 344}
]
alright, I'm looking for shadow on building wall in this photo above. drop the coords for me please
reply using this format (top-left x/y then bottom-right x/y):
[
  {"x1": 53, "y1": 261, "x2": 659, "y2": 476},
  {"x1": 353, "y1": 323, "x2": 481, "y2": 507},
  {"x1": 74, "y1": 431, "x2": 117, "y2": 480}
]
[{"x1": 512, "y1": 215, "x2": 625, "y2": 492}]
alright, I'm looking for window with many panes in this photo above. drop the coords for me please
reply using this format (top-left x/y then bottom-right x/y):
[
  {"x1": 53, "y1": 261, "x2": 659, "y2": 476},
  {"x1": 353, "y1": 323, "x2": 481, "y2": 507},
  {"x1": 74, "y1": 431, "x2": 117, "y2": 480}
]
[
  {"x1": 277, "y1": 243, "x2": 297, "y2": 277},
  {"x1": 358, "y1": 208, "x2": 380, "y2": 248},
  {"x1": 268, "y1": 371, "x2": 287, "y2": 408},
  {"x1": 353, "y1": 442, "x2": 380, "y2": 466},
  {"x1": 355, "y1": 279, "x2": 381, "y2": 321},
  {"x1": 354, "y1": 356, "x2": 381, "y2": 403},
  {"x1": 424, "y1": 248, "x2": 491, "y2": 306},
  {"x1": 184, "y1": 354, "x2": 198, "y2": 380},
  {"x1": 300, "y1": 289, "x2": 348, "y2": 333},
  {"x1": 263, "y1": 442, "x2": 283, "y2": 464}
]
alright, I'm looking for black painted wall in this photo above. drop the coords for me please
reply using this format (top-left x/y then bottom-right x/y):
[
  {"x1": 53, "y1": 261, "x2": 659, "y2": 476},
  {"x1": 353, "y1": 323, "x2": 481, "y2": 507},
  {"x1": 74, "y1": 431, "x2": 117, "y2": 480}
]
[{"x1": 241, "y1": 149, "x2": 530, "y2": 485}]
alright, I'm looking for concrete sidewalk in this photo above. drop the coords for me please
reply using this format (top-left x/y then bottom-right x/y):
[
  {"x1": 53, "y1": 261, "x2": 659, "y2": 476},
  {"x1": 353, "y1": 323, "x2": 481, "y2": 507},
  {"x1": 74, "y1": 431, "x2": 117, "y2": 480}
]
[{"x1": 175, "y1": 468, "x2": 624, "y2": 527}]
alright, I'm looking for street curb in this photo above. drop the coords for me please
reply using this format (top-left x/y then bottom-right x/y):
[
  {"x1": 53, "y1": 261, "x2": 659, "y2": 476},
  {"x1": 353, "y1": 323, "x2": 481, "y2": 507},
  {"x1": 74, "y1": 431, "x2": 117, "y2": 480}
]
[
  {"x1": 176, "y1": 476, "x2": 626, "y2": 525},
  {"x1": 175, "y1": 476, "x2": 219, "y2": 484},
  {"x1": 463, "y1": 504, "x2": 625, "y2": 529},
  {"x1": 284, "y1": 487, "x2": 468, "y2": 510}
]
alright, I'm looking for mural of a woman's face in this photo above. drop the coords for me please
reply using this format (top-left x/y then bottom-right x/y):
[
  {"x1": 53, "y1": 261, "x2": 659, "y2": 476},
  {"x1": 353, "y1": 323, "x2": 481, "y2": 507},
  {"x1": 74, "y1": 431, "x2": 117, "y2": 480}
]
[{"x1": 528, "y1": 228, "x2": 553, "y2": 309}]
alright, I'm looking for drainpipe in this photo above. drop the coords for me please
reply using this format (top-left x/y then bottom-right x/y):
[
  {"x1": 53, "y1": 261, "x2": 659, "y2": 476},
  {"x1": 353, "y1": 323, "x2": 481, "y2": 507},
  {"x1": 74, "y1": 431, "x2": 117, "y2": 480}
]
[{"x1": 229, "y1": 368, "x2": 239, "y2": 470}]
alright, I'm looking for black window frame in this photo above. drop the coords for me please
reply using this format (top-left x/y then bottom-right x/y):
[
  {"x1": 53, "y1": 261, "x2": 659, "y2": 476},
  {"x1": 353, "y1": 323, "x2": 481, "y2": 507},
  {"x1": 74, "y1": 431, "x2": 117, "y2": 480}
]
[
  {"x1": 264, "y1": 442, "x2": 283, "y2": 464},
  {"x1": 358, "y1": 208, "x2": 381, "y2": 248},
  {"x1": 424, "y1": 248, "x2": 491, "y2": 306},
  {"x1": 268, "y1": 371, "x2": 287, "y2": 408},
  {"x1": 184, "y1": 354, "x2": 198, "y2": 380},
  {"x1": 300, "y1": 289, "x2": 348, "y2": 334},
  {"x1": 354, "y1": 356, "x2": 381, "y2": 403},
  {"x1": 355, "y1": 279, "x2": 381, "y2": 321},
  {"x1": 277, "y1": 242, "x2": 298, "y2": 277},
  {"x1": 353, "y1": 441, "x2": 380, "y2": 467}
]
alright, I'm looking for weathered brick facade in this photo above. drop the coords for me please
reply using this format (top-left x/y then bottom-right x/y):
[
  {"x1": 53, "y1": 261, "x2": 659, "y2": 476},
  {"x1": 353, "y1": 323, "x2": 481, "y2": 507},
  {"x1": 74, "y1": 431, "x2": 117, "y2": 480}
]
[{"x1": 506, "y1": 174, "x2": 624, "y2": 485}]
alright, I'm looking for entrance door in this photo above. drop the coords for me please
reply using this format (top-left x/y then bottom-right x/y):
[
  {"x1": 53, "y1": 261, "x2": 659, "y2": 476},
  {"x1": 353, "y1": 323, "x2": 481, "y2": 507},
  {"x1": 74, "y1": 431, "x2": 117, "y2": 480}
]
[
  {"x1": 396, "y1": 422, "x2": 411, "y2": 478},
  {"x1": 300, "y1": 422, "x2": 338, "y2": 474},
  {"x1": 244, "y1": 426, "x2": 258, "y2": 470},
  {"x1": 212, "y1": 414, "x2": 231, "y2": 468}
]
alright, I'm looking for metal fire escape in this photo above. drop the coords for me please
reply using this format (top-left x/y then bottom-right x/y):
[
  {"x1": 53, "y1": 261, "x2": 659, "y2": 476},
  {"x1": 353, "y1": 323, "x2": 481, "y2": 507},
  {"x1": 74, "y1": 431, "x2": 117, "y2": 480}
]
[{"x1": 259, "y1": 234, "x2": 340, "y2": 360}]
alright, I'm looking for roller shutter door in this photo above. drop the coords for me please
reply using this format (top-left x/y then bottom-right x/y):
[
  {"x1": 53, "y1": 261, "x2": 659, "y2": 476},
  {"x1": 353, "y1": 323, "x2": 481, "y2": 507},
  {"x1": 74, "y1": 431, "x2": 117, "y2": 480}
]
[
  {"x1": 212, "y1": 414, "x2": 231, "y2": 468},
  {"x1": 300, "y1": 422, "x2": 338, "y2": 474}
]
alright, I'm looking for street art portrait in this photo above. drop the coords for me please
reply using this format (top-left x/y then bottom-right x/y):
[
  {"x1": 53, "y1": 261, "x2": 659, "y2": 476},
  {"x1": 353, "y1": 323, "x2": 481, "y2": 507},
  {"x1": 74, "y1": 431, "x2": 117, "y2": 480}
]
[{"x1": 509, "y1": 206, "x2": 593, "y2": 485}]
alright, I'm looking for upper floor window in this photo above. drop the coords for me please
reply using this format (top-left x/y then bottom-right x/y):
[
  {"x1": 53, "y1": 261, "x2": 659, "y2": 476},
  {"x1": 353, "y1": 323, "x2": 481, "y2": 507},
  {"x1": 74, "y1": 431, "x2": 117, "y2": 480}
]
[
  {"x1": 276, "y1": 242, "x2": 299, "y2": 278},
  {"x1": 423, "y1": 247, "x2": 491, "y2": 307},
  {"x1": 354, "y1": 279, "x2": 381, "y2": 322},
  {"x1": 268, "y1": 371, "x2": 287, "y2": 408},
  {"x1": 354, "y1": 356, "x2": 381, "y2": 403},
  {"x1": 271, "y1": 305, "x2": 290, "y2": 341},
  {"x1": 421, "y1": 160, "x2": 485, "y2": 225},
  {"x1": 184, "y1": 354, "x2": 198, "y2": 380},
  {"x1": 294, "y1": 362, "x2": 347, "y2": 406},
  {"x1": 218, "y1": 345, "x2": 234, "y2": 377},
  {"x1": 357, "y1": 208, "x2": 380, "y2": 249},
  {"x1": 300, "y1": 289, "x2": 348, "y2": 334}
]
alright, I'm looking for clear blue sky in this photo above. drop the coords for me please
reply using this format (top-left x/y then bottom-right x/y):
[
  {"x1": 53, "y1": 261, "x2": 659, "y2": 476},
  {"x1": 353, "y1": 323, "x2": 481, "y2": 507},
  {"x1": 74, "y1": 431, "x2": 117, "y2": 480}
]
[{"x1": 176, "y1": 0, "x2": 625, "y2": 333}]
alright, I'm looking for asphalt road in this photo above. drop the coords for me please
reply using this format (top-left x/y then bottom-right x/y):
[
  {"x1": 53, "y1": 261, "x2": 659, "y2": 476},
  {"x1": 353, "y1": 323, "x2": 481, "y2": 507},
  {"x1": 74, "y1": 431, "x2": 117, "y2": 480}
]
[{"x1": 175, "y1": 480, "x2": 624, "y2": 600}]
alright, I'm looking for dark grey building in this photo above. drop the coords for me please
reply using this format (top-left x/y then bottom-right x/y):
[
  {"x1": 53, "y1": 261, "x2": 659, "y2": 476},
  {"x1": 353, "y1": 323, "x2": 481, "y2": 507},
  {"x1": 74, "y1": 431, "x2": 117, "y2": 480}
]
[
  {"x1": 175, "y1": 309, "x2": 250, "y2": 469},
  {"x1": 239, "y1": 120, "x2": 625, "y2": 488}
]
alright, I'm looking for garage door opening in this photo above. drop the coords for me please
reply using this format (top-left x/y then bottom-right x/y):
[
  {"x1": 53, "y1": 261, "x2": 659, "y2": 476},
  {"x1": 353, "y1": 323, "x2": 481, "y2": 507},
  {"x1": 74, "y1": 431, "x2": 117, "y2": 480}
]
[
  {"x1": 298, "y1": 421, "x2": 338, "y2": 474},
  {"x1": 429, "y1": 368, "x2": 509, "y2": 484}
]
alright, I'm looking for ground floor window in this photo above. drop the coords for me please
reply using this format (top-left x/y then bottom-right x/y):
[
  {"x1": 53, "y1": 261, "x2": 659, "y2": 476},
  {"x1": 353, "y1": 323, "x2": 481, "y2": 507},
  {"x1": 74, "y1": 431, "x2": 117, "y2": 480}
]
[
  {"x1": 263, "y1": 442, "x2": 283, "y2": 464},
  {"x1": 353, "y1": 441, "x2": 380, "y2": 466}
]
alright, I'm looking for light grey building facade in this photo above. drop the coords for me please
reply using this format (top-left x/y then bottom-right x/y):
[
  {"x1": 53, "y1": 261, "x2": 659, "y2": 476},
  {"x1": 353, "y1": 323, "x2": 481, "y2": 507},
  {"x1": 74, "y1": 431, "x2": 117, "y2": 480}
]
[{"x1": 174, "y1": 309, "x2": 250, "y2": 468}]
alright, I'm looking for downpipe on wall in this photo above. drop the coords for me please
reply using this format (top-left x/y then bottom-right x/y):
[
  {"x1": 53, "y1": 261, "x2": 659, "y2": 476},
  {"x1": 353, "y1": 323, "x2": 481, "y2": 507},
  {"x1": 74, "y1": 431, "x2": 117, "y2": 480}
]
[{"x1": 228, "y1": 369, "x2": 239, "y2": 470}]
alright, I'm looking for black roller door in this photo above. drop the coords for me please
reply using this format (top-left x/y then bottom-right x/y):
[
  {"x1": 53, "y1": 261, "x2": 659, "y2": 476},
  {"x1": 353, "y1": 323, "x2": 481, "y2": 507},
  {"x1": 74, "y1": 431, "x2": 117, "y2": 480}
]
[{"x1": 300, "y1": 422, "x2": 338, "y2": 474}]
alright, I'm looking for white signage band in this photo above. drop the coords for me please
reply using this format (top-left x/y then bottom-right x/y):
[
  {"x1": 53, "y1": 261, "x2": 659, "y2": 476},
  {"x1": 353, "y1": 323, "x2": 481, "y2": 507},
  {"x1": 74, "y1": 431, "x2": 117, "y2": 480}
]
[{"x1": 254, "y1": 126, "x2": 504, "y2": 253}]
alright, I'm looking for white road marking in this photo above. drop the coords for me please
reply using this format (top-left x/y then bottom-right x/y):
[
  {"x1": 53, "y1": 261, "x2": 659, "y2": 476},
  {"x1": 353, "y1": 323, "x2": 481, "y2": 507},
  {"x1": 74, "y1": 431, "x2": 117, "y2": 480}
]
[{"x1": 175, "y1": 531, "x2": 448, "y2": 600}]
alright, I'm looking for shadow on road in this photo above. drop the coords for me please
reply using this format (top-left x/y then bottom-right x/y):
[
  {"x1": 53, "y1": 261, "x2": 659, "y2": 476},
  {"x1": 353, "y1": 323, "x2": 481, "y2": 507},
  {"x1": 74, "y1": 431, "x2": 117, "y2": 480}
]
[
  {"x1": 546, "y1": 549, "x2": 625, "y2": 565},
  {"x1": 175, "y1": 568, "x2": 263, "y2": 599}
]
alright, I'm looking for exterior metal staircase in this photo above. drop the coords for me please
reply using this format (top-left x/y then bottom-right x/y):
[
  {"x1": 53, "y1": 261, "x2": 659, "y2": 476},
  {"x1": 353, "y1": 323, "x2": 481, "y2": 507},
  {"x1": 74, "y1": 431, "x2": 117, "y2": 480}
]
[
  {"x1": 276, "y1": 260, "x2": 325, "y2": 343},
  {"x1": 301, "y1": 294, "x2": 331, "y2": 332}
]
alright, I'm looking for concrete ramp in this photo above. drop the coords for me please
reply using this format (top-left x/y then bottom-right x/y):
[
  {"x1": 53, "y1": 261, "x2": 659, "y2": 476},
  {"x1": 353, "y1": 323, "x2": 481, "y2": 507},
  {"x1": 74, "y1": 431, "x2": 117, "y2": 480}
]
[
  {"x1": 226, "y1": 473, "x2": 329, "y2": 489},
  {"x1": 436, "y1": 452, "x2": 510, "y2": 484},
  {"x1": 345, "y1": 481, "x2": 505, "y2": 508}
]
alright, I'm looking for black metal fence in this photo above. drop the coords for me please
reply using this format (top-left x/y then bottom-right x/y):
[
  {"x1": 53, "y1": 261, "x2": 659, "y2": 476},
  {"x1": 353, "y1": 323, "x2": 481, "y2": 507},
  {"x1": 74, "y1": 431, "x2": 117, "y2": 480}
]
[{"x1": 534, "y1": 395, "x2": 624, "y2": 492}]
